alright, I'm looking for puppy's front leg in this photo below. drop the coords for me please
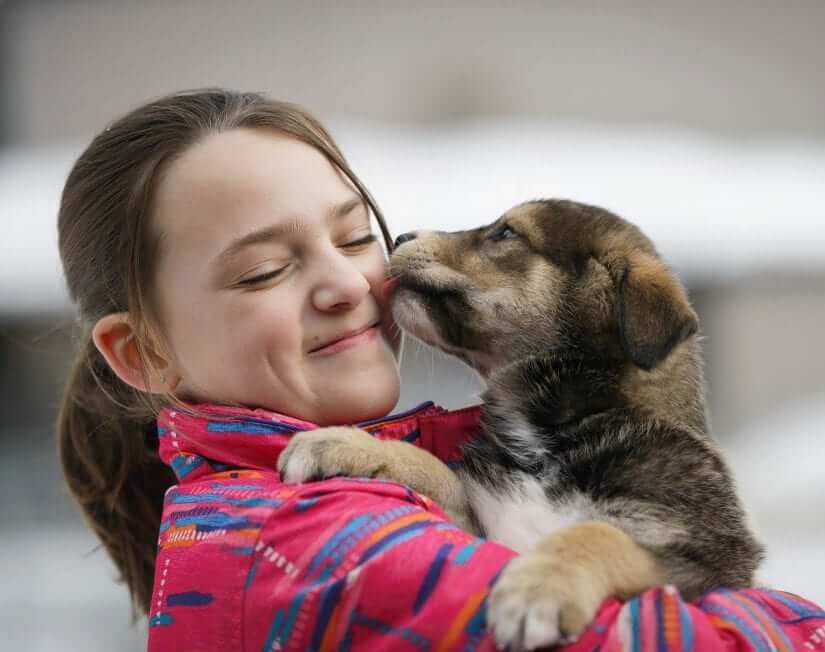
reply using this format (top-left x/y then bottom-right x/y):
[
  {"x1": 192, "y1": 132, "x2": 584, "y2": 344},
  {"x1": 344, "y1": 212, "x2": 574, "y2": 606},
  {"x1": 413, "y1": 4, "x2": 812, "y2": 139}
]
[
  {"x1": 278, "y1": 427, "x2": 475, "y2": 532},
  {"x1": 488, "y1": 521, "x2": 665, "y2": 650}
]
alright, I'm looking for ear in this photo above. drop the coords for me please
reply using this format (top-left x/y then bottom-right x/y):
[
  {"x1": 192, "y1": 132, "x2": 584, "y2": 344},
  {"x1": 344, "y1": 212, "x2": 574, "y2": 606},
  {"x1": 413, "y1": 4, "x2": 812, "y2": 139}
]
[
  {"x1": 615, "y1": 253, "x2": 698, "y2": 370},
  {"x1": 92, "y1": 312, "x2": 176, "y2": 394}
]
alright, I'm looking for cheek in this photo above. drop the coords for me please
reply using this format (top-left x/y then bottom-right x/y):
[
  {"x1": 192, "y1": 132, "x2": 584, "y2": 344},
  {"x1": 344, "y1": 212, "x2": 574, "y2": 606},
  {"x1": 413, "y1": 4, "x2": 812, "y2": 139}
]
[
  {"x1": 362, "y1": 249, "x2": 390, "y2": 304},
  {"x1": 363, "y1": 252, "x2": 402, "y2": 354},
  {"x1": 179, "y1": 296, "x2": 300, "y2": 379},
  {"x1": 231, "y1": 299, "x2": 300, "y2": 358}
]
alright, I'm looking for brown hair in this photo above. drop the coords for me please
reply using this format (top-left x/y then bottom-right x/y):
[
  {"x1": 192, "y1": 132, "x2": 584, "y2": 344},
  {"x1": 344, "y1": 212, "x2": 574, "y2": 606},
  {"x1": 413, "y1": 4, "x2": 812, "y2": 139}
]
[{"x1": 56, "y1": 88, "x2": 392, "y2": 616}]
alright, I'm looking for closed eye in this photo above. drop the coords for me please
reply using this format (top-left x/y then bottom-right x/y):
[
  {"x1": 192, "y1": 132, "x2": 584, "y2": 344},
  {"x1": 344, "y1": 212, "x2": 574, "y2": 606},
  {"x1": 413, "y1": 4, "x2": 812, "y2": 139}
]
[
  {"x1": 341, "y1": 233, "x2": 378, "y2": 249},
  {"x1": 488, "y1": 224, "x2": 519, "y2": 242},
  {"x1": 238, "y1": 266, "x2": 289, "y2": 286}
]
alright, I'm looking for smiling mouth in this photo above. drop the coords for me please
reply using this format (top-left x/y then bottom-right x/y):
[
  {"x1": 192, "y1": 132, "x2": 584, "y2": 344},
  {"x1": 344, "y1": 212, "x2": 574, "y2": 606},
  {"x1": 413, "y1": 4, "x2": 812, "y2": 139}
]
[{"x1": 308, "y1": 322, "x2": 382, "y2": 356}]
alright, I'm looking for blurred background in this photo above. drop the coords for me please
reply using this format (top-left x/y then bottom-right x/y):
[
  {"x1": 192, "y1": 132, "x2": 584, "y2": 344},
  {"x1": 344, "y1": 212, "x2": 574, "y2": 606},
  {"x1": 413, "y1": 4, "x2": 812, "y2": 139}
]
[{"x1": 1, "y1": 1, "x2": 823, "y2": 650}]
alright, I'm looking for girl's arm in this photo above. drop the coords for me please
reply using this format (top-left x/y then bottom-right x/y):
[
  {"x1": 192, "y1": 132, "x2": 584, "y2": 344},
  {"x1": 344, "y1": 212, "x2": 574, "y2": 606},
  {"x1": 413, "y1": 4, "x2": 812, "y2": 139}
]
[{"x1": 241, "y1": 477, "x2": 825, "y2": 652}]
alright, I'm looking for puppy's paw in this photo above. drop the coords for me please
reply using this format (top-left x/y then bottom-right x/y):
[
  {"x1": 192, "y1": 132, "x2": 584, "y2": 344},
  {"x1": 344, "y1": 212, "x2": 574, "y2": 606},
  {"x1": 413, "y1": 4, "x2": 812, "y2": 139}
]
[
  {"x1": 277, "y1": 427, "x2": 384, "y2": 483},
  {"x1": 488, "y1": 551, "x2": 601, "y2": 651}
]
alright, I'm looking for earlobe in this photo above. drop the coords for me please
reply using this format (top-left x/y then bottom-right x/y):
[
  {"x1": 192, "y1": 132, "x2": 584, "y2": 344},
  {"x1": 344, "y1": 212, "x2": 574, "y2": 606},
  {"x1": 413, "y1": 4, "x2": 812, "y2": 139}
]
[{"x1": 92, "y1": 312, "x2": 172, "y2": 394}]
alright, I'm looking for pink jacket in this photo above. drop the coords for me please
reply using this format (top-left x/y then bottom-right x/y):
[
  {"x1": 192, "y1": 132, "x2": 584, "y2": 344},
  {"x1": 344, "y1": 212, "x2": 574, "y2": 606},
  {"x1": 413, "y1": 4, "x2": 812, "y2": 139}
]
[{"x1": 147, "y1": 402, "x2": 825, "y2": 651}]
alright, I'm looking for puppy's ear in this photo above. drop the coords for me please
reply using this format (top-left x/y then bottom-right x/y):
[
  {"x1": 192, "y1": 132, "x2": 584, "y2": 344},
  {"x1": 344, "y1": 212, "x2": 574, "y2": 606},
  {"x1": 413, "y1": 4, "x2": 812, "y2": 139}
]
[{"x1": 615, "y1": 252, "x2": 698, "y2": 369}]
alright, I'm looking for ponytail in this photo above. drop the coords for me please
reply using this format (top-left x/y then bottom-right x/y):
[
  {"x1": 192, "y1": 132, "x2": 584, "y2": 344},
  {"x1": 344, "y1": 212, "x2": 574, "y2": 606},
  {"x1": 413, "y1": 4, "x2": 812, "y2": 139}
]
[{"x1": 57, "y1": 336, "x2": 176, "y2": 615}]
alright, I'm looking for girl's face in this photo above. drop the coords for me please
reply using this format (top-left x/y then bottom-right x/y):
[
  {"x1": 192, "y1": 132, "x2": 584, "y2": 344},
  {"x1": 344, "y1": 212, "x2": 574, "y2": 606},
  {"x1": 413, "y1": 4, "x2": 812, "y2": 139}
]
[{"x1": 150, "y1": 128, "x2": 401, "y2": 425}]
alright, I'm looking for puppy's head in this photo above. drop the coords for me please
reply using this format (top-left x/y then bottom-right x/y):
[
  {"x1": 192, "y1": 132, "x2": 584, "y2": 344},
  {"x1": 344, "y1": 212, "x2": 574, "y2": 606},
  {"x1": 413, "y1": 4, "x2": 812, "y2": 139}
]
[{"x1": 388, "y1": 199, "x2": 698, "y2": 376}]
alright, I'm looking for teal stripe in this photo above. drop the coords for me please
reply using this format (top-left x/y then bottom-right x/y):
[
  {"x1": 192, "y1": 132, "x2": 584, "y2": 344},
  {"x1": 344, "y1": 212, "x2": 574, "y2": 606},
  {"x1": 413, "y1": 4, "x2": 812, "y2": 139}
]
[
  {"x1": 454, "y1": 540, "x2": 481, "y2": 565},
  {"x1": 261, "y1": 609, "x2": 285, "y2": 652},
  {"x1": 727, "y1": 592, "x2": 793, "y2": 652},
  {"x1": 678, "y1": 594, "x2": 694, "y2": 651},
  {"x1": 629, "y1": 598, "x2": 642, "y2": 652}
]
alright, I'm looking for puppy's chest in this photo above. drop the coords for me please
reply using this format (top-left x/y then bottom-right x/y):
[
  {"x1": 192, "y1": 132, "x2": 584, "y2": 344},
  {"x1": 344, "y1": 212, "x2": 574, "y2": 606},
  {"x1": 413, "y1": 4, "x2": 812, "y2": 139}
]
[{"x1": 465, "y1": 471, "x2": 596, "y2": 554}]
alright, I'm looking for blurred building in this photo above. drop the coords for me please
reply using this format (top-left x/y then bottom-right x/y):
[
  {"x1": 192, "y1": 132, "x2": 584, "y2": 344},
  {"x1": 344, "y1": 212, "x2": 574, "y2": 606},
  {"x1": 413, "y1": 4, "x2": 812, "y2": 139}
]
[{"x1": 1, "y1": 2, "x2": 823, "y2": 650}]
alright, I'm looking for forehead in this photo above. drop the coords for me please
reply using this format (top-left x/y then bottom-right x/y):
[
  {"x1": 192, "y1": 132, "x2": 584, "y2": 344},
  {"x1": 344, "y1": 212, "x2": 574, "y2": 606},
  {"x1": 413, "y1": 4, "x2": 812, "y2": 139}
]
[{"x1": 151, "y1": 128, "x2": 358, "y2": 254}]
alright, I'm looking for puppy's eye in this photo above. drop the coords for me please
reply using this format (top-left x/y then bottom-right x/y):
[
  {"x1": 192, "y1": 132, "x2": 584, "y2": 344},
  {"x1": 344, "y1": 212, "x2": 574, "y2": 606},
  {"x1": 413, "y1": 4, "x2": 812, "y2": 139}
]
[{"x1": 489, "y1": 225, "x2": 518, "y2": 242}]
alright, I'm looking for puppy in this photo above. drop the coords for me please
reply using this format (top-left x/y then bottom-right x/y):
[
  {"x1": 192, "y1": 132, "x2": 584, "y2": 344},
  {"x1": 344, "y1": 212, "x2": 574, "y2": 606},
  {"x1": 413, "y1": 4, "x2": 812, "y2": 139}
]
[{"x1": 280, "y1": 199, "x2": 764, "y2": 650}]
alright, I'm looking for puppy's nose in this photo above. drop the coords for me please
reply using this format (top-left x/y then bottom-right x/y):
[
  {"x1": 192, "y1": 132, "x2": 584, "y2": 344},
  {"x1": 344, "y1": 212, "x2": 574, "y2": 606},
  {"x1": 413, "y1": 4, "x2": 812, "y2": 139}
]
[{"x1": 394, "y1": 231, "x2": 418, "y2": 248}]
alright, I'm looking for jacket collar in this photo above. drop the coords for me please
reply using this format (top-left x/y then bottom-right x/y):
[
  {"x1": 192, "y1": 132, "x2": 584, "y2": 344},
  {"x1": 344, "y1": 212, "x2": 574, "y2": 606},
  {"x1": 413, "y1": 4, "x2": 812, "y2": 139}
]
[{"x1": 157, "y1": 401, "x2": 482, "y2": 483}]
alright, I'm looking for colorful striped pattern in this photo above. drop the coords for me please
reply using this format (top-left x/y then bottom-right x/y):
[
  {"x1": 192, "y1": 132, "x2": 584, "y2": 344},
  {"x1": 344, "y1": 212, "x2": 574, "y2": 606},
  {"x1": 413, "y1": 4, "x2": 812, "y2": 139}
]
[{"x1": 147, "y1": 401, "x2": 825, "y2": 652}]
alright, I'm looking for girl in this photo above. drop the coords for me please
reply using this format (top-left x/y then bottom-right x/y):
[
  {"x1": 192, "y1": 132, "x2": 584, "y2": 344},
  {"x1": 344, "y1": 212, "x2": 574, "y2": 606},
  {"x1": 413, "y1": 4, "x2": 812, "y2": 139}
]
[{"x1": 57, "y1": 88, "x2": 824, "y2": 651}]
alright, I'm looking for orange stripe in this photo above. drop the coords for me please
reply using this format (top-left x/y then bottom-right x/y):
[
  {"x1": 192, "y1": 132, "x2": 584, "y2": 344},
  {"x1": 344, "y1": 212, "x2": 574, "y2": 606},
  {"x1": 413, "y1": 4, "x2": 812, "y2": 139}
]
[
  {"x1": 362, "y1": 511, "x2": 432, "y2": 547},
  {"x1": 436, "y1": 587, "x2": 487, "y2": 652},
  {"x1": 209, "y1": 469, "x2": 264, "y2": 479},
  {"x1": 319, "y1": 600, "x2": 342, "y2": 652},
  {"x1": 728, "y1": 594, "x2": 791, "y2": 652},
  {"x1": 662, "y1": 591, "x2": 682, "y2": 649},
  {"x1": 708, "y1": 614, "x2": 743, "y2": 634}
]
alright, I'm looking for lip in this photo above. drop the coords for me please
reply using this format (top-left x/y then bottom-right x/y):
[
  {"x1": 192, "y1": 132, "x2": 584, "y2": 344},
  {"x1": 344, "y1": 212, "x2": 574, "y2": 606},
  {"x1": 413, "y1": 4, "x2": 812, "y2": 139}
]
[{"x1": 308, "y1": 322, "x2": 381, "y2": 356}]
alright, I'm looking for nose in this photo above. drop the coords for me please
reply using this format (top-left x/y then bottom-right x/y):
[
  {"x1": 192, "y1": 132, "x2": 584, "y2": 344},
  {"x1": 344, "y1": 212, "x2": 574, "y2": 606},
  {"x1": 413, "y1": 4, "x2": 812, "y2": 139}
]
[
  {"x1": 311, "y1": 248, "x2": 372, "y2": 312},
  {"x1": 394, "y1": 231, "x2": 418, "y2": 248}
]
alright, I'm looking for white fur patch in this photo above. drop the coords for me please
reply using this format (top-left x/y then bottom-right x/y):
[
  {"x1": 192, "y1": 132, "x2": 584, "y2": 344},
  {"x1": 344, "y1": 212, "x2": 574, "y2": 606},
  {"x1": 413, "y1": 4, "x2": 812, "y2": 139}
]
[
  {"x1": 465, "y1": 472, "x2": 595, "y2": 553},
  {"x1": 391, "y1": 292, "x2": 449, "y2": 350},
  {"x1": 496, "y1": 414, "x2": 550, "y2": 468},
  {"x1": 279, "y1": 437, "x2": 316, "y2": 484}
]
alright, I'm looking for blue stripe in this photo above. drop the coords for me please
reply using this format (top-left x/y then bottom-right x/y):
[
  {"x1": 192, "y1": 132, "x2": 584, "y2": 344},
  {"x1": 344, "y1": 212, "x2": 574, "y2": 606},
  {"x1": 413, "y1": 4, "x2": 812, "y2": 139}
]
[
  {"x1": 167, "y1": 492, "x2": 280, "y2": 508},
  {"x1": 414, "y1": 543, "x2": 453, "y2": 614},
  {"x1": 244, "y1": 557, "x2": 261, "y2": 591},
  {"x1": 149, "y1": 612, "x2": 173, "y2": 626},
  {"x1": 466, "y1": 596, "x2": 489, "y2": 635},
  {"x1": 207, "y1": 421, "x2": 295, "y2": 434},
  {"x1": 702, "y1": 602, "x2": 769, "y2": 652},
  {"x1": 402, "y1": 429, "x2": 420, "y2": 443},
  {"x1": 678, "y1": 594, "x2": 695, "y2": 651},
  {"x1": 296, "y1": 497, "x2": 320, "y2": 511},
  {"x1": 175, "y1": 513, "x2": 258, "y2": 530},
  {"x1": 357, "y1": 521, "x2": 432, "y2": 564},
  {"x1": 454, "y1": 540, "x2": 481, "y2": 565},
  {"x1": 655, "y1": 590, "x2": 668, "y2": 652},
  {"x1": 308, "y1": 577, "x2": 347, "y2": 652},
  {"x1": 209, "y1": 461, "x2": 233, "y2": 471},
  {"x1": 261, "y1": 609, "x2": 284, "y2": 652},
  {"x1": 170, "y1": 454, "x2": 206, "y2": 478},
  {"x1": 227, "y1": 545, "x2": 255, "y2": 556},
  {"x1": 277, "y1": 585, "x2": 311, "y2": 645},
  {"x1": 764, "y1": 589, "x2": 825, "y2": 620},
  {"x1": 306, "y1": 514, "x2": 372, "y2": 577},
  {"x1": 210, "y1": 483, "x2": 262, "y2": 491},
  {"x1": 168, "y1": 492, "x2": 223, "y2": 503},
  {"x1": 629, "y1": 598, "x2": 642, "y2": 652},
  {"x1": 229, "y1": 497, "x2": 283, "y2": 507},
  {"x1": 167, "y1": 591, "x2": 213, "y2": 607},
  {"x1": 339, "y1": 611, "x2": 357, "y2": 652},
  {"x1": 727, "y1": 592, "x2": 794, "y2": 652}
]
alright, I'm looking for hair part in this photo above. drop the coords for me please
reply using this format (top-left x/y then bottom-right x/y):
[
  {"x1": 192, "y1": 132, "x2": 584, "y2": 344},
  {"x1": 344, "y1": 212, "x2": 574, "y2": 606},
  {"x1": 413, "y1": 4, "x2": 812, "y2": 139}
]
[{"x1": 56, "y1": 88, "x2": 392, "y2": 615}]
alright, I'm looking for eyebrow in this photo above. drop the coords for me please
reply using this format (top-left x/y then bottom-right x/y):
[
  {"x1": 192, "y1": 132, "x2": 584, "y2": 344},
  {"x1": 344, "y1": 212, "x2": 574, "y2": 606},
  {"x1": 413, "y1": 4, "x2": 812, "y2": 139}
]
[{"x1": 213, "y1": 196, "x2": 366, "y2": 267}]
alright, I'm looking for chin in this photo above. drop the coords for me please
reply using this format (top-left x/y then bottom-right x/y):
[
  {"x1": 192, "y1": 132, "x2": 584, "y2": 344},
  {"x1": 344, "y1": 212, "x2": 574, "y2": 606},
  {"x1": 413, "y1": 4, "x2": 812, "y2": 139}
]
[{"x1": 317, "y1": 370, "x2": 401, "y2": 426}]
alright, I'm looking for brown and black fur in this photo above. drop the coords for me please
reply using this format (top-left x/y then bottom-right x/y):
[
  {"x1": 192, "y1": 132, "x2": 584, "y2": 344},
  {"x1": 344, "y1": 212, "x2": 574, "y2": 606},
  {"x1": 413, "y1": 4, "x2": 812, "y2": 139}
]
[{"x1": 387, "y1": 199, "x2": 763, "y2": 645}]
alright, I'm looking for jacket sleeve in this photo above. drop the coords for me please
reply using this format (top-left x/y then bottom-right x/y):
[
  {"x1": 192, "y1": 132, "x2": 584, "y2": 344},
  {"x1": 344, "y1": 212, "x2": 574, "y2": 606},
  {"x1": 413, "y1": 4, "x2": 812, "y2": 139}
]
[
  {"x1": 240, "y1": 475, "x2": 513, "y2": 651},
  {"x1": 239, "y1": 476, "x2": 825, "y2": 652}
]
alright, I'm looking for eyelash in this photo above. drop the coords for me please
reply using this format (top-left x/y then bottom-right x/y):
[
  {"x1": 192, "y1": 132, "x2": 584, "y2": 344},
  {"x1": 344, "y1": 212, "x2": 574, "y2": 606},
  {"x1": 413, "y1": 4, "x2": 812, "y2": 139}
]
[
  {"x1": 238, "y1": 234, "x2": 378, "y2": 286},
  {"x1": 342, "y1": 233, "x2": 378, "y2": 249}
]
